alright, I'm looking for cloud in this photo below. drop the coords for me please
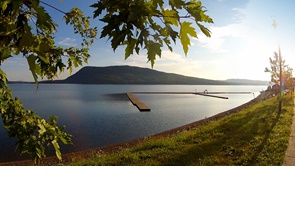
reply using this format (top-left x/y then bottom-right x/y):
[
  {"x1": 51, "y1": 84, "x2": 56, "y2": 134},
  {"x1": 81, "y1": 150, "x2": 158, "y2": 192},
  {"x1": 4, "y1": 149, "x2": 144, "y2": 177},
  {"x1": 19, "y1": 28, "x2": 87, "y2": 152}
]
[
  {"x1": 58, "y1": 37, "x2": 77, "y2": 47},
  {"x1": 195, "y1": 23, "x2": 248, "y2": 53},
  {"x1": 232, "y1": 7, "x2": 246, "y2": 21}
]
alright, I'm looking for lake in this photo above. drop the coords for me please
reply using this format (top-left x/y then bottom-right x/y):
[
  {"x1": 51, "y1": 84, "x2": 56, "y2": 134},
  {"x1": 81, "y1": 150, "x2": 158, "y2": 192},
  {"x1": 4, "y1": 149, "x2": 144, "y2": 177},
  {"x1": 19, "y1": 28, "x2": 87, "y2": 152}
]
[{"x1": 0, "y1": 84, "x2": 266, "y2": 162}]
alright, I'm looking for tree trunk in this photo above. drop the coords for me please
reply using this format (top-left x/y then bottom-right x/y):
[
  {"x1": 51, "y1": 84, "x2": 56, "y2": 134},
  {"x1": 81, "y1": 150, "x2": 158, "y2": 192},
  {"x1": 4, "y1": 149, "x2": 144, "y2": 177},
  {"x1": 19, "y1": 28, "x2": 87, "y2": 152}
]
[{"x1": 278, "y1": 46, "x2": 282, "y2": 114}]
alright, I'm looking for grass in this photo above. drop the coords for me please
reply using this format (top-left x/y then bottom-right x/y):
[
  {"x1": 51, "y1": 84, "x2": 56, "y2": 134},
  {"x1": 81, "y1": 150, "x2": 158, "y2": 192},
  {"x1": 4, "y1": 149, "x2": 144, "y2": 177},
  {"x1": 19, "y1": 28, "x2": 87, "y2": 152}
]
[{"x1": 70, "y1": 93, "x2": 294, "y2": 166}]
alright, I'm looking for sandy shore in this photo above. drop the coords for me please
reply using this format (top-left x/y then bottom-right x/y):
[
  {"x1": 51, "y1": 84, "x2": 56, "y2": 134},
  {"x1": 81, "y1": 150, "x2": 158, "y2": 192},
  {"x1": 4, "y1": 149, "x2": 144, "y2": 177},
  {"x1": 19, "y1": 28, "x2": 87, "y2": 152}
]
[{"x1": 0, "y1": 91, "x2": 271, "y2": 166}]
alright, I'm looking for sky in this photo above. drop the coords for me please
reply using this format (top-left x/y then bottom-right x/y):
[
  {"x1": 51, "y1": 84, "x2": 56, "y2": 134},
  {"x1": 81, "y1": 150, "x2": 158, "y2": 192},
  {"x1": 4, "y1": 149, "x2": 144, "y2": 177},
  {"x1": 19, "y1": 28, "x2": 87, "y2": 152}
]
[{"x1": 2, "y1": 0, "x2": 295, "y2": 82}]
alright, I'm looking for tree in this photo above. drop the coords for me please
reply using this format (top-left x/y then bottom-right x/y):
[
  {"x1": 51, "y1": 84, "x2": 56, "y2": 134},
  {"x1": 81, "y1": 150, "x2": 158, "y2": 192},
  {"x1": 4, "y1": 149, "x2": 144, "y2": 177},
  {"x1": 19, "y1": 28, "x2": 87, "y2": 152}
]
[
  {"x1": 0, "y1": 0, "x2": 213, "y2": 164},
  {"x1": 265, "y1": 50, "x2": 293, "y2": 88},
  {"x1": 265, "y1": 48, "x2": 293, "y2": 113},
  {"x1": 0, "y1": 0, "x2": 97, "y2": 164}
]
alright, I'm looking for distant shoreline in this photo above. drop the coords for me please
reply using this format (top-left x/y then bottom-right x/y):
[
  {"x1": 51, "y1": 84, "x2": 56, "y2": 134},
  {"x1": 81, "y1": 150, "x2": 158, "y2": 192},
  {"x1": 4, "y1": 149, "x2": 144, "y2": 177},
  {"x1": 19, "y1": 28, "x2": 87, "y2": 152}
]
[{"x1": 8, "y1": 81, "x2": 268, "y2": 86}]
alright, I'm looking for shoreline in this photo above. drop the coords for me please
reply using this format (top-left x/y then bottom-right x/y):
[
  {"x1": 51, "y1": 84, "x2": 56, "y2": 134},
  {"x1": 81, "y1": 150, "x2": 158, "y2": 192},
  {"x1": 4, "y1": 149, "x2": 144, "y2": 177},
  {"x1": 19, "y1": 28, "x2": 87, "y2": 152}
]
[{"x1": 0, "y1": 91, "x2": 271, "y2": 166}]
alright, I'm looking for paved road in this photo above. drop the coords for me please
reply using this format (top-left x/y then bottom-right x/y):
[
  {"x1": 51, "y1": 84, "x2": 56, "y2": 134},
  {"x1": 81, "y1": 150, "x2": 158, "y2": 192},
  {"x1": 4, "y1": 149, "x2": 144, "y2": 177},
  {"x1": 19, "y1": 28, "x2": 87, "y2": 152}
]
[{"x1": 283, "y1": 95, "x2": 295, "y2": 165}]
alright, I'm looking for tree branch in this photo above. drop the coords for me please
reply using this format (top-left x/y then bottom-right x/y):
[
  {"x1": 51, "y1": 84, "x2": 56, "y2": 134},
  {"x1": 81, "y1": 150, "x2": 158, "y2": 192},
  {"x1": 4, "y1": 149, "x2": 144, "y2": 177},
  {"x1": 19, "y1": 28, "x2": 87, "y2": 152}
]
[{"x1": 40, "y1": 1, "x2": 67, "y2": 15}]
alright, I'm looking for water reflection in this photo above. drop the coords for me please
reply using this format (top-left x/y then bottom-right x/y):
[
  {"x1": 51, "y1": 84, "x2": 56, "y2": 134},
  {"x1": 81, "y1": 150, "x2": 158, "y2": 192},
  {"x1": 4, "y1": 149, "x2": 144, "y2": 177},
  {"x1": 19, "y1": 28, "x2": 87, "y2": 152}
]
[{"x1": 0, "y1": 84, "x2": 266, "y2": 162}]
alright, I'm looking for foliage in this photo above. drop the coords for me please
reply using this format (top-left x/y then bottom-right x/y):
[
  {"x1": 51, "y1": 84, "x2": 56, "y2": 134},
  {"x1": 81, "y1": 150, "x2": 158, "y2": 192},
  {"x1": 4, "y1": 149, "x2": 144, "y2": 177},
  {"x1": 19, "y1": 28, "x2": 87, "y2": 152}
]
[
  {"x1": 265, "y1": 49, "x2": 293, "y2": 114},
  {"x1": 0, "y1": 0, "x2": 97, "y2": 81},
  {"x1": 265, "y1": 50, "x2": 293, "y2": 88},
  {"x1": 0, "y1": 70, "x2": 72, "y2": 164},
  {"x1": 0, "y1": 0, "x2": 97, "y2": 164},
  {"x1": 91, "y1": 0, "x2": 213, "y2": 67},
  {"x1": 71, "y1": 93, "x2": 293, "y2": 166}
]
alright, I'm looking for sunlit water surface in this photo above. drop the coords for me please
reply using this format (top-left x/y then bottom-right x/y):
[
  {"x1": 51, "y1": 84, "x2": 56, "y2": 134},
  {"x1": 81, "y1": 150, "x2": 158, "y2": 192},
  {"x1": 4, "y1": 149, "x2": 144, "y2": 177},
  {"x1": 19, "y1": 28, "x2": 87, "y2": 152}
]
[{"x1": 0, "y1": 84, "x2": 266, "y2": 162}]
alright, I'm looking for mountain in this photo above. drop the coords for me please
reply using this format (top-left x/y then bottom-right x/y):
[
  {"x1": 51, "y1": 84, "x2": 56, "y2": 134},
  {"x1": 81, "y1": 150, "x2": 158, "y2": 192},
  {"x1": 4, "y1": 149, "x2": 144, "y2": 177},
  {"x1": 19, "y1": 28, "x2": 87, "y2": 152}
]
[
  {"x1": 44, "y1": 65, "x2": 269, "y2": 85},
  {"x1": 60, "y1": 65, "x2": 228, "y2": 85}
]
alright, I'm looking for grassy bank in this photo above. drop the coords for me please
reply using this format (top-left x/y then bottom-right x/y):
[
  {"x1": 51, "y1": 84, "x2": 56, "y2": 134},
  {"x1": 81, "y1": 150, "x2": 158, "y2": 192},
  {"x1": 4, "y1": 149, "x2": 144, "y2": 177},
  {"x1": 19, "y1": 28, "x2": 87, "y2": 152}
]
[{"x1": 70, "y1": 92, "x2": 294, "y2": 166}]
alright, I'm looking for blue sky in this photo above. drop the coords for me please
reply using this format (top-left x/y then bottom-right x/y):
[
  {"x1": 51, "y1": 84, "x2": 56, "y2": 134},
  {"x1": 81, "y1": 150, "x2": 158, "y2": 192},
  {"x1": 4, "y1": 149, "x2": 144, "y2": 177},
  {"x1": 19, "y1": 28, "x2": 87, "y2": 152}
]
[{"x1": 2, "y1": 0, "x2": 295, "y2": 82}]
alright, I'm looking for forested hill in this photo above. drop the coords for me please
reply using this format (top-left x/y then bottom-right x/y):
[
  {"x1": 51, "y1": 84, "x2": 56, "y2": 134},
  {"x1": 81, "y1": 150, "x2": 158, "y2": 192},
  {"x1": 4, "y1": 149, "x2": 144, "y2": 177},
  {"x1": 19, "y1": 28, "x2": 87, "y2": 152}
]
[{"x1": 54, "y1": 65, "x2": 268, "y2": 85}]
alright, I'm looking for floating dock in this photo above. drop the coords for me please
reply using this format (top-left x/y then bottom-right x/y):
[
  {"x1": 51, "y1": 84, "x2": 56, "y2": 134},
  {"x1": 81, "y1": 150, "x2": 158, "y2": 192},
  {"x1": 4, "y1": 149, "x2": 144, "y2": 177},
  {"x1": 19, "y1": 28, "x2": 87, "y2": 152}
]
[
  {"x1": 132, "y1": 91, "x2": 231, "y2": 99},
  {"x1": 127, "y1": 91, "x2": 252, "y2": 111},
  {"x1": 193, "y1": 92, "x2": 228, "y2": 99},
  {"x1": 127, "y1": 93, "x2": 151, "y2": 112},
  {"x1": 132, "y1": 91, "x2": 251, "y2": 95}
]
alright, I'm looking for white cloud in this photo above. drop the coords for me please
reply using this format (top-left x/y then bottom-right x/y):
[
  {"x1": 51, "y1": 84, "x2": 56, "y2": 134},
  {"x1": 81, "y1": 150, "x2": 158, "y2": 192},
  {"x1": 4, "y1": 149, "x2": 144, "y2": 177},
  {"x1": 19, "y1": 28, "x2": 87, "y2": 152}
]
[
  {"x1": 232, "y1": 7, "x2": 246, "y2": 21},
  {"x1": 195, "y1": 23, "x2": 248, "y2": 53},
  {"x1": 58, "y1": 37, "x2": 77, "y2": 47}
]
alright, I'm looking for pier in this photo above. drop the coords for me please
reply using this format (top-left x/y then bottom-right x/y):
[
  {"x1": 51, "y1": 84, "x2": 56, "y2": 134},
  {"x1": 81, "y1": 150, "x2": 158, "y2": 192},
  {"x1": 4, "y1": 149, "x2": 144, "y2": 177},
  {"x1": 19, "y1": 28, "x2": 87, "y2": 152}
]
[
  {"x1": 127, "y1": 93, "x2": 151, "y2": 112},
  {"x1": 132, "y1": 91, "x2": 251, "y2": 95},
  {"x1": 127, "y1": 91, "x2": 252, "y2": 112},
  {"x1": 193, "y1": 92, "x2": 228, "y2": 99},
  {"x1": 132, "y1": 91, "x2": 233, "y2": 99}
]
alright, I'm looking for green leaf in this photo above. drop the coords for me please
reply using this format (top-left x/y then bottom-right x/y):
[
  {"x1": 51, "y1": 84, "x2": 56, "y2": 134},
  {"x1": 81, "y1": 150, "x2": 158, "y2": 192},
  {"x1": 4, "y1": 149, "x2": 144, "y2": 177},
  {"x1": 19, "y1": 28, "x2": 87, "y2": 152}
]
[
  {"x1": 146, "y1": 41, "x2": 162, "y2": 68},
  {"x1": 19, "y1": 25, "x2": 34, "y2": 48},
  {"x1": 27, "y1": 54, "x2": 39, "y2": 85},
  {"x1": 59, "y1": 136, "x2": 68, "y2": 144},
  {"x1": 37, "y1": 53, "x2": 49, "y2": 64},
  {"x1": 39, "y1": 39, "x2": 52, "y2": 53},
  {"x1": 187, "y1": 1, "x2": 213, "y2": 24},
  {"x1": 32, "y1": 2, "x2": 55, "y2": 33},
  {"x1": 36, "y1": 148, "x2": 42, "y2": 158},
  {"x1": 0, "y1": 49, "x2": 12, "y2": 62},
  {"x1": 197, "y1": 23, "x2": 211, "y2": 37},
  {"x1": 162, "y1": 9, "x2": 179, "y2": 26},
  {"x1": 166, "y1": 25, "x2": 178, "y2": 43},
  {"x1": 38, "y1": 122, "x2": 46, "y2": 135},
  {"x1": 70, "y1": 56, "x2": 78, "y2": 68},
  {"x1": 124, "y1": 38, "x2": 137, "y2": 59},
  {"x1": 52, "y1": 140, "x2": 62, "y2": 161},
  {"x1": 164, "y1": 37, "x2": 173, "y2": 52},
  {"x1": 180, "y1": 22, "x2": 197, "y2": 55},
  {"x1": 1, "y1": 0, "x2": 11, "y2": 11},
  {"x1": 169, "y1": 0, "x2": 185, "y2": 9},
  {"x1": 153, "y1": 0, "x2": 164, "y2": 7},
  {"x1": 110, "y1": 30, "x2": 127, "y2": 51}
]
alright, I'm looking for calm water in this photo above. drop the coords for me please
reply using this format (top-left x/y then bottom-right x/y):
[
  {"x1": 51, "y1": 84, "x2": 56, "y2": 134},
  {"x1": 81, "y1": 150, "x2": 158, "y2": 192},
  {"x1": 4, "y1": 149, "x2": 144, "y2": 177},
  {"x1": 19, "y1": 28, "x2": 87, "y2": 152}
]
[{"x1": 0, "y1": 84, "x2": 266, "y2": 162}]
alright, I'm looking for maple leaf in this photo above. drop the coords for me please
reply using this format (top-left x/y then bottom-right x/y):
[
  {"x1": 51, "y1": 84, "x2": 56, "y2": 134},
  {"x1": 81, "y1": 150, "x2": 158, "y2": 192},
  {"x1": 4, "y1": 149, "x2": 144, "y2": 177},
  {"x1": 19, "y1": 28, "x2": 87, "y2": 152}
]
[
  {"x1": 162, "y1": 9, "x2": 179, "y2": 26},
  {"x1": 124, "y1": 38, "x2": 137, "y2": 60},
  {"x1": 180, "y1": 22, "x2": 197, "y2": 55},
  {"x1": 146, "y1": 41, "x2": 162, "y2": 68}
]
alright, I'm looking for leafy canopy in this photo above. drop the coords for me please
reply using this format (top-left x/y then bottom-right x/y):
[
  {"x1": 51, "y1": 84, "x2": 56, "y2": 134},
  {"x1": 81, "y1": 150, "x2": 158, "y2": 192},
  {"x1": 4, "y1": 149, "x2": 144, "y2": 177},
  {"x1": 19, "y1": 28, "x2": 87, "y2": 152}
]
[
  {"x1": 0, "y1": 0, "x2": 97, "y2": 164},
  {"x1": 0, "y1": 0, "x2": 97, "y2": 82},
  {"x1": 92, "y1": 0, "x2": 213, "y2": 67},
  {"x1": 265, "y1": 50, "x2": 293, "y2": 88}
]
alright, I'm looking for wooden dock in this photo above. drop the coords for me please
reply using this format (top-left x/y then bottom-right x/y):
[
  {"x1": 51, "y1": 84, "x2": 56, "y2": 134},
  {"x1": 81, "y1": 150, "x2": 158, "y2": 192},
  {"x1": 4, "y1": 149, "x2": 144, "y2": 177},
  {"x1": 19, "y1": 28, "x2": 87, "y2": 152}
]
[
  {"x1": 127, "y1": 91, "x2": 252, "y2": 111},
  {"x1": 132, "y1": 91, "x2": 251, "y2": 95},
  {"x1": 127, "y1": 93, "x2": 151, "y2": 112},
  {"x1": 132, "y1": 91, "x2": 231, "y2": 99},
  {"x1": 193, "y1": 93, "x2": 228, "y2": 99}
]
